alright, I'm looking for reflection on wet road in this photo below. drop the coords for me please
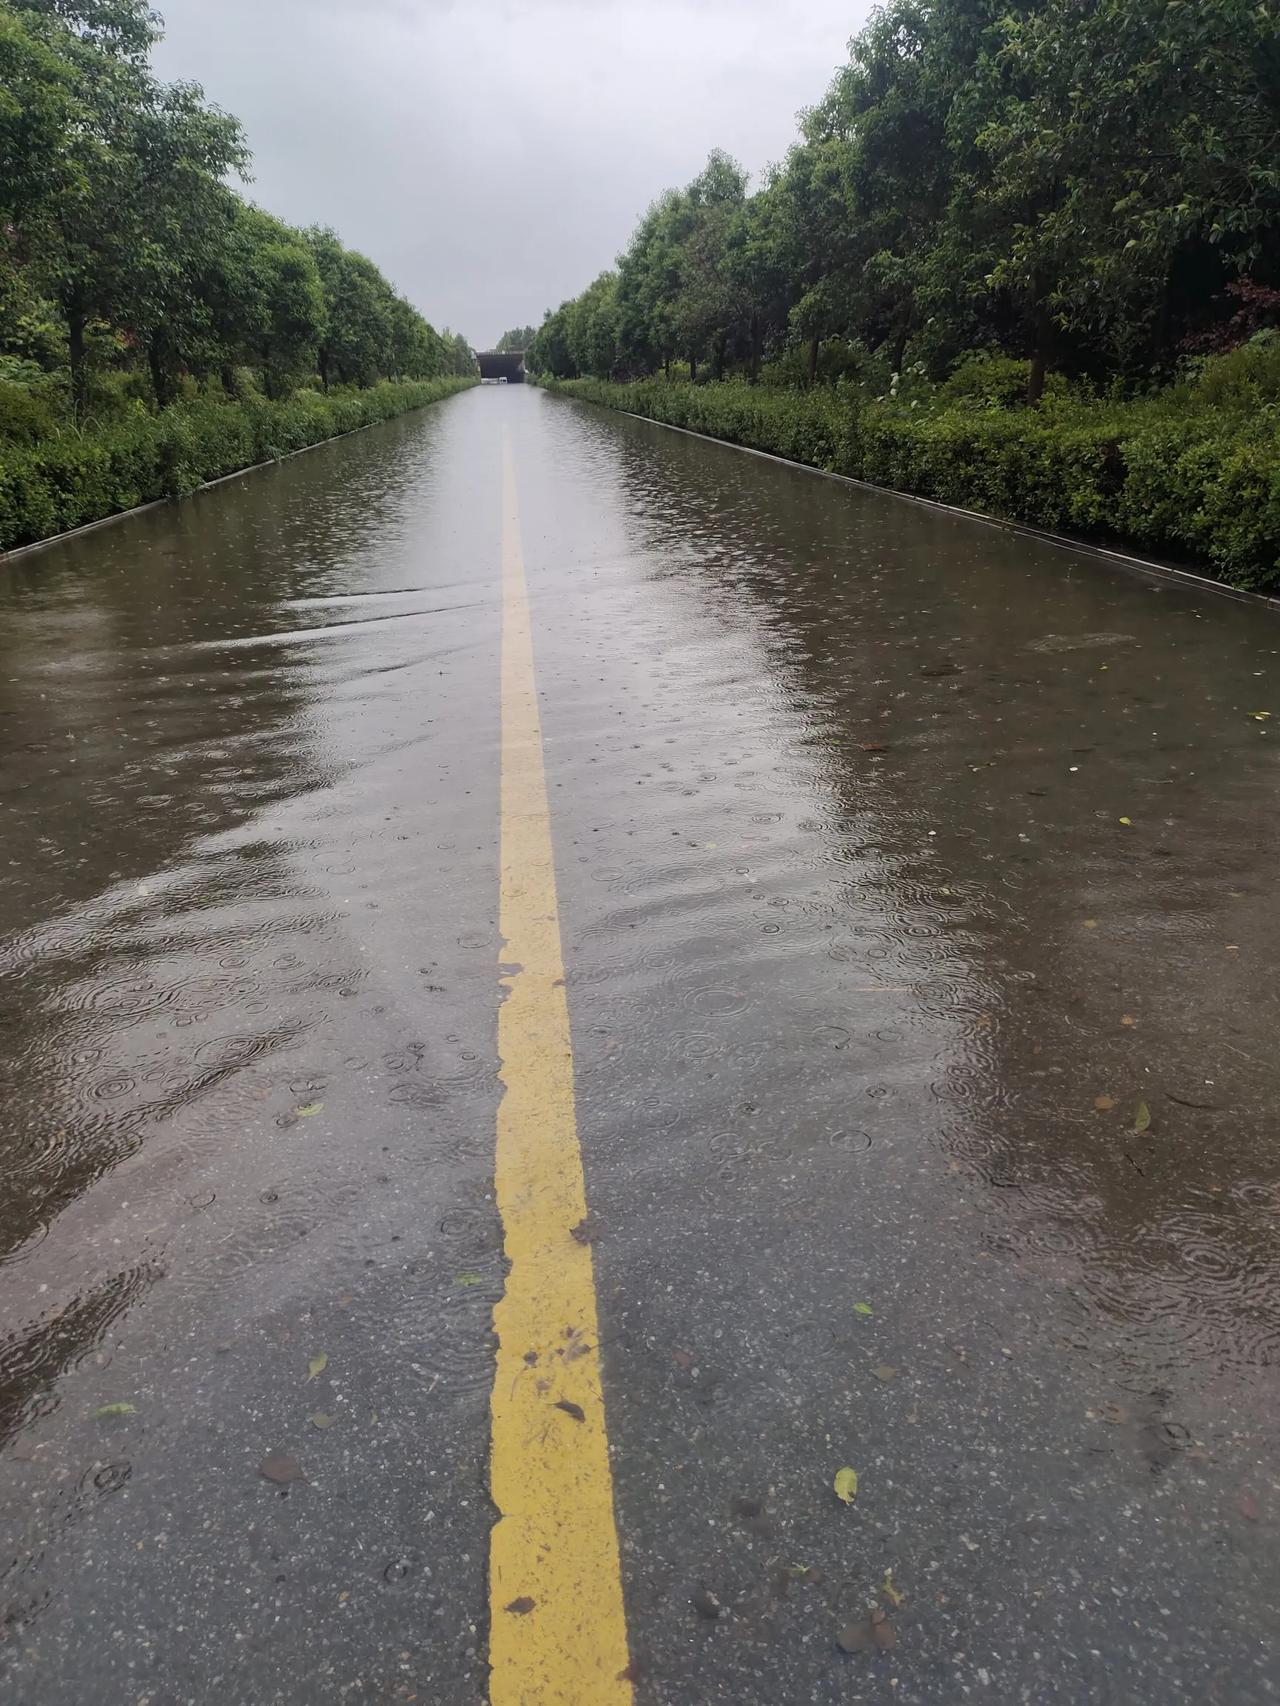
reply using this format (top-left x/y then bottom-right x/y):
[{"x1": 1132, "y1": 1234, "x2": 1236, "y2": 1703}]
[{"x1": 2, "y1": 384, "x2": 1278, "y2": 1702}]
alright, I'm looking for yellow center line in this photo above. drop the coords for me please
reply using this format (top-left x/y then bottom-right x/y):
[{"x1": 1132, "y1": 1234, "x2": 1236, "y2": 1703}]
[{"x1": 488, "y1": 427, "x2": 633, "y2": 1704}]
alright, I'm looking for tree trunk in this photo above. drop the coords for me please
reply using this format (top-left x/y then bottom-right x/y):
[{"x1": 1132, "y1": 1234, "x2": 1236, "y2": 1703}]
[
  {"x1": 68, "y1": 310, "x2": 87, "y2": 422},
  {"x1": 807, "y1": 336, "x2": 819, "y2": 384},
  {"x1": 1027, "y1": 303, "x2": 1051, "y2": 406},
  {"x1": 318, "y1": 348, "x2": 330, "y2": 393},
  {"x1": 148, "y1": 341, "x2": 172, "y2": 408},
  {"x1": 220, "y1": 362, "x2": 236, "y2": 395},
  {"x1": 663, "y1": 354, "x2": 671, "y2": 379},
  {"x1": 712, "y1": 335, "x2": 726, "y2": 382},
  {"x1": 749, "y1": 315, "x2": 761, "y2": 384},
  {"x1": 890, "y1": 324, "x2": 909, "y2": 376},
  {"x1": 689, "y1": 353, "x2": 698, "y2": 383}
]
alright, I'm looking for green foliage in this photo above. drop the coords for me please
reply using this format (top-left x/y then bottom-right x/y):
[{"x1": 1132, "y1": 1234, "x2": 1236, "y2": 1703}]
[
  {"x1": 524, "y1": 0, "x2": 1280, "y2": 397},
  {"x1": 541, "y1": 375, "x2": 1280, "y2": 593},
  {"x1": 0, "y1": 0, "x2": 464, "y2": 425},
  {"x1": 1178, "y1": 332, "x2": 1280, "y2": 411},
  {"x1": 496, "y1": 326, "x2": 536, "y2": 353},
  {"x1": 0, "y1": 377, "x2": 475, "y2": 550},
  {"x1": 939, "y1": 354, "x2": 1072, "y2": 410}
]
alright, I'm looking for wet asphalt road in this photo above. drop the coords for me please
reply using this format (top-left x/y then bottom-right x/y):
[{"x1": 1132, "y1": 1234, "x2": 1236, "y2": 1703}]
[{"x1": 2, "y1": 383, "x2": 1280, "y2": 1704}]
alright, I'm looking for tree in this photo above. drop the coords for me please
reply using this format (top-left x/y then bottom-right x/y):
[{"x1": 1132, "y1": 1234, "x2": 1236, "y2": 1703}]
[
  {"x1": 496, "y1": 325, "x2": 536, "y2": 352},
  {"x1": 566, "y1": 272, "x2": 620, "y2": 377},
  {"x1": 978, "y1": 0, "x2": 1280, "y2": 390}
]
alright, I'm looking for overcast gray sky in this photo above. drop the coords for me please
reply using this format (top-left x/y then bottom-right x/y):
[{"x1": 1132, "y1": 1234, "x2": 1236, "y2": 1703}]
[{"x1": 151, "y1": 1, "x2": 872, "y2": 349}]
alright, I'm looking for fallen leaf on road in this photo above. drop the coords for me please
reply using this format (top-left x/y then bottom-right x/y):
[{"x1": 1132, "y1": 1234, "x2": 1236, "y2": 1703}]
[
  {"x1": 454, "y1": 1272, "x2": 484, "y2": 1287},
  {"x1": 307, "y1": 1353, "x2": 328, "y2": 1381},
  {"x1": 881, "y1": 1569, "x2": 905, "y2": 1608},
  {"x1": 871, "y1": 1607, "x2": 897, "y2": 1650},
  {"x1": 296, "y1": 1102, "x2": 324, "y2": 1117},
  {"x1": 554, "y1": 1399, "x2": 586, "y2": 1422},
  {"x1": 836, "y1": 1619, "x2": 872, "y2": 1653},
  {"x1": 1082, "y1": 919, "x2": 1098, "y2": 929},
  {"x1": 1134, "y1": 1101, "x2": 1151, "y2": 1133},
  {"x1": 310, "y1": 1413, "x2": 336, "y2": 1429},
  {"x1": 505, "y1": 1597, "x2": 536, "y2": 1615},
  {"x1": 259, "y1": 1451, "x2": 304, "y2": 1485},
  {"x1": 872, "y1": 1365, "x2": 897, "y2": 1383},
  {"x1": 834, "y1": 1466, "x2": 859, "y2": 1504},
  {"x1": 837, "y1": 1608, "x2": 896, "y2": 1654},
  {"x1": 853, "y1": 1302, "x2": 874, "y2": 1317},
  {"x1": 1121, "y1": 1014, "x2": 1136, "y2": 1026},
  {"x1": 1118, "y1": 816, "x2": 1132, "y2": 826},
  {"x1": 1094, "y1": 1094, "x2": 1116, "y2": 1111},
  {"x1": 93, "y1": 1402, "x2": 136, "y2": 1418},
  {"x1": 691, "y1": 1585, "x2": 723, "y2": 1620},
  {"x1": 569, "y1": 1216, "x2": 597, "y2": 1245}
]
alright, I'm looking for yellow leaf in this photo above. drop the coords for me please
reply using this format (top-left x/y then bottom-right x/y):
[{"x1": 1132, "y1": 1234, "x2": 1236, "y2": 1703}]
[
  {"x1": 1134, "y1": 1101, "x2": 1151, "y2": 1133},
  {"x1": 882, "y1": 1568, "x2": 905, "y2": 1608},
  {"x1": 1118, "y1": 817, "x2": 1132, "y2": 826},
  {"x1": 834, "y1": 1466, "x2": 859, "y2": 1504},
  {"x1": 307, "y1": 1353, "x2": 327, "y2": 1381}
]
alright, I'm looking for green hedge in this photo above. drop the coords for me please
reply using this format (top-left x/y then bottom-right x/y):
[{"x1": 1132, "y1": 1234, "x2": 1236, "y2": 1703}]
[
  {"x1": 541, "y1": 376, "x2": 1280, "y2": 594},
  {"x1": 0, "y1": 377, "x2": 476, "y2": 552}
]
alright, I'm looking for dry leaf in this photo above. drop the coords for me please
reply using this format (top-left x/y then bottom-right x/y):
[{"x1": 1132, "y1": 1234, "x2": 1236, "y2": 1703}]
[{"x1": 258, "y1": 1451, "x2": 304, "y2": 1485}]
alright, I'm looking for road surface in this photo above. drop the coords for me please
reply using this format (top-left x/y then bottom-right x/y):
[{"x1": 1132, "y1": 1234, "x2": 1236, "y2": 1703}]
[{"x1": 2, "y1": 384, "x2": 1279, "y2": 1704}]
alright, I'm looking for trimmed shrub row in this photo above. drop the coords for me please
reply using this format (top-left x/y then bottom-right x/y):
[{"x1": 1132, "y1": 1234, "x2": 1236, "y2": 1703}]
[
  {"x1": 0, "y1": 377, "x2": 477, "y2": 552},
  {"x1": 542, "y1": 377, "x2": 1280, "y2": 594}
]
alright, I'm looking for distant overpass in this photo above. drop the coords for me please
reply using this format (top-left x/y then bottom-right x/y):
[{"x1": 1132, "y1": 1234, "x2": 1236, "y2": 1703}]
[{"x1": 477, "y1": 350, "x2": 525, "y2": 383}]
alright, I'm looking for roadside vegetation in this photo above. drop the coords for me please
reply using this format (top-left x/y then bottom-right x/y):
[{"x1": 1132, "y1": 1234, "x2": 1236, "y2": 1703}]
[
  {"x1": 528, "y1": 0, "x2": 1280, "y2": 590},
  {"x1": 0, "y1": 0, "x2": 476, "y2": 551}
]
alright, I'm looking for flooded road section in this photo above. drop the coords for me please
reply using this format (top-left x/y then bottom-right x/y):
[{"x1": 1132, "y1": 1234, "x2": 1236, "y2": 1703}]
[{"x1": 2, "y1": 384, "x2": 1279, "y2": 1703}]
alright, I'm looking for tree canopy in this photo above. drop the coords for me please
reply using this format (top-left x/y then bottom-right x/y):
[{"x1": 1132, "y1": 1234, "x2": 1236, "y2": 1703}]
[
  {"x1": 0, "y1": 0, "x2": 475, "y2": 419},
  {"x1": 495, "y1": 326, "x2": 537, "y2": 352},
  {"x1": 529, "y1": 0, "x2": 1280, "y2": 400}
]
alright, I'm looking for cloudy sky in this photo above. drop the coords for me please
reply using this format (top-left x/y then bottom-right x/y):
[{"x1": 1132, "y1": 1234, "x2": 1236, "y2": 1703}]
[{"x1": 151, "y1": 1, "x2": 872, "y2": 349}]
